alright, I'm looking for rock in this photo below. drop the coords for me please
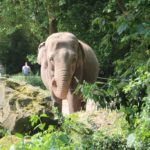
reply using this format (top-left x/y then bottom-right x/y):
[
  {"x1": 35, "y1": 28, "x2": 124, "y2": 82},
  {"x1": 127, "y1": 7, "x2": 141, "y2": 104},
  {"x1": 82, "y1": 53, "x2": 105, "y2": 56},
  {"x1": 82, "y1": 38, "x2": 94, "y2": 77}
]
[
  {"x1": 0, "y1": 78, "x2": 56, "y2": 134},
  {"x1": 0, "y1": 135, "x2": 21, "y2": 149},
  {"x1": 76, "y1": 109, "x2": 129, "y2": 136}
]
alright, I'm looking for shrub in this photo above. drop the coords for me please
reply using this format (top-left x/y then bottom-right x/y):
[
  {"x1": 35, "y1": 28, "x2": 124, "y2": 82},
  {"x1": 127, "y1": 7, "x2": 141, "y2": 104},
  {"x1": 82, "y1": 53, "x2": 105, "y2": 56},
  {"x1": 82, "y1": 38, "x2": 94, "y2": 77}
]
[
  {"x1": 127, "y1": 87, "x2": 150, "y2": 150},
  {"x1": 10, "y1": 112, "x2": 129, "y2": 150}
]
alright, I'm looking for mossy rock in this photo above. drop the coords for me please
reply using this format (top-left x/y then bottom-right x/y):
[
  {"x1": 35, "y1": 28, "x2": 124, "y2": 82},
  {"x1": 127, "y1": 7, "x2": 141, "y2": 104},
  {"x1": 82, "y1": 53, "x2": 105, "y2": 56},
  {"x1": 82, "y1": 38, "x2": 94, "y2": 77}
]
[
  {"x1": 5, "y1": 79, "x2": 20, "y2": 90},
  {"x1": 0, "y1": 78, "x2": 56, "y2": 134}
]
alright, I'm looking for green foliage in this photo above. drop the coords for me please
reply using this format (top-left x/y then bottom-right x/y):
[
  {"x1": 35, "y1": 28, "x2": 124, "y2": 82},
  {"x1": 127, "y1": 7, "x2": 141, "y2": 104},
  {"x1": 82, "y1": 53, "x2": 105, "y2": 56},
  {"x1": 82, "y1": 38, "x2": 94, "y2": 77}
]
[
  {"x1": 92, "y1": 132, "x2": 127, "y2": 150},
  {"x1": 75, "y1": 81, "x2": 101, "y2": 101},
  {"x1": 10, "y1": 113, "x2": 128, "y2": 150},
  {"x1": 30, "y1": 114, "x2": 49, "y2": 131},
  {"x1": 0, "y1": 0, "x2": 51, "y2": 74},
  {"x1": 27, "y1": 55, "x2": 37, "y2": 65},
  {"x1": 10, "y1": 74, "x2": 46, "y2": 89},
  {"x1": 78, "y1": 68, "x2": 149, "y2": 125},
  {"x1": 104, "y1": 0, "x2": 150, "y2": 128},
  {"x1": 0, "y1": 0, "x2": 38, "y2": 74},
  {"x1": 127, "y1": 87, "x2": 150, "y2": 150},
  {"x1": 0, "y1": 0, "x2": 149, "y2": 149},
  {"x1": 0, "y1": 0, "x2": 149, "y2": 76},
  {"x1": 76, "y1": 65, "x2": 149, "y2": 150},
  {"x1": 76, "y1": 73, "x2": 150, "y2": 149}
]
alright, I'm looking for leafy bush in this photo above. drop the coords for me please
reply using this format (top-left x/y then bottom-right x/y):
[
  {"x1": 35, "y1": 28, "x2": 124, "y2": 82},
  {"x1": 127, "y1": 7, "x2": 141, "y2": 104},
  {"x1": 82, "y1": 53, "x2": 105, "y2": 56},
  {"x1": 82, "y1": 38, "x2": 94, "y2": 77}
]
[
  {"x1": 79, "y1": 69, "x2": 149, "y2": 128},
  {"x1": 11, "y1": 113, "x2": 129, "y2": 150},
  {"x1": 75, "y1": 67, "x2": 150, "y2": 149},
  {"x1": 127, "y1": 87, "x2": 150, "y2": 150}
]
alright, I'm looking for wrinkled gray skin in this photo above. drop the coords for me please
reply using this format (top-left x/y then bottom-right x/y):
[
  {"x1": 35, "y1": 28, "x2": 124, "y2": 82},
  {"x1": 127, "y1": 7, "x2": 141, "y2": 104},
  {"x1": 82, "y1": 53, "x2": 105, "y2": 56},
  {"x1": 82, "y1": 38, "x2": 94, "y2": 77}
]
[{"x1": 37, "y1": 32, "x2": 99, "y2": 114}]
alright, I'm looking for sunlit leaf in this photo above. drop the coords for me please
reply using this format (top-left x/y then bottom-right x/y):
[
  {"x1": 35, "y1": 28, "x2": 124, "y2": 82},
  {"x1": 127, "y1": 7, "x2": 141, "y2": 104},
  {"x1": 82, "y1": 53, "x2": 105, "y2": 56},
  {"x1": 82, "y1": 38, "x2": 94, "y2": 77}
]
[{"x1": 117, "y1": 23, "x2": 128, "y2": 35}]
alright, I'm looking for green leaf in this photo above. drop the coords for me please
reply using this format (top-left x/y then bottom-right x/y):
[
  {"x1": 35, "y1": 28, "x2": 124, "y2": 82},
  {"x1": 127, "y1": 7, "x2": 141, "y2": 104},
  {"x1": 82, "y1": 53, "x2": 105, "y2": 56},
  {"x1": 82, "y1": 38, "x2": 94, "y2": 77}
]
[
  {"x1": 15, "y1": 133, "x2": 23, "y2": 138},
  {"x1": 30, "y1": 115, "x2": 39, "y2": 126},
  {"x1": 59, "y1": 0, "x2": 66, "y2": 6},
  {"x1": 117, "y1": 23, "x2": 128, "y2": 35},
  {"x1": 40, "y1": 114, "x2": 48, "y2": 118},
  {"x1": 6, "y1": 27, "x2": 16, "y2": 35},
  {"x1": 34, "y1": 123, "x2": 46, "y2": 131},
  {"x1": 48, "y1": 125, "x2": 55, "y2": 132},
  {"x1": 58, "y1": 134, "x2": 69, "y2": 144},
  {"x1": 136, "y1": 24, "x2": 145, "y2": 34}
]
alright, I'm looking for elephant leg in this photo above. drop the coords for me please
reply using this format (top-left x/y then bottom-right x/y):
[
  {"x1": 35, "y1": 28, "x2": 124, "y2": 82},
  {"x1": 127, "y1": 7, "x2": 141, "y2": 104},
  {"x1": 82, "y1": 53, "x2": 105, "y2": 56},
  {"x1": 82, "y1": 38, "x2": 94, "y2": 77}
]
[
  {"x1": 51, "y1": 92, "x2": 62, "y2": 112},
  {"x1": 67, "y1": 89, "x2": 83, "y2": 113}
]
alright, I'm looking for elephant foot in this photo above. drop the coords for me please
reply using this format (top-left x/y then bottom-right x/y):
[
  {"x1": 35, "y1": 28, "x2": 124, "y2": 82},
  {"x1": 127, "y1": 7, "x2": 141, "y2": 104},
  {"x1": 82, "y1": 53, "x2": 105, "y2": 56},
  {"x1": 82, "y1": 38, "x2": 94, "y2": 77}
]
[{"x1": 67, "y1": 98, "x2": 82, "y2": 113}]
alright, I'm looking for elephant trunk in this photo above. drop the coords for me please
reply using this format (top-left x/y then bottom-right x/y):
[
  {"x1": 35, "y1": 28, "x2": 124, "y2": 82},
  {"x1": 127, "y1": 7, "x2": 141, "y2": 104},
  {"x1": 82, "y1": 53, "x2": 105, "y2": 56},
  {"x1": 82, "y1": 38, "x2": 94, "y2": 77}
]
[{"x1": 51, "y1": 69, "x2": 71, "y2": 99}]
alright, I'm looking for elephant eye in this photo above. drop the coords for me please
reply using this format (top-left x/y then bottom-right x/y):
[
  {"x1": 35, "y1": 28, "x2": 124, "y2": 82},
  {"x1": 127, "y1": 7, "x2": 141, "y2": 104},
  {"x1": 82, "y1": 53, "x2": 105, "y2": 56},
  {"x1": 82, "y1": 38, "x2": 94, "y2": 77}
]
[
  {"x1": 50, "y1": 58, "x2": 54, "y2": 71},
  {"x1": 71, "y1": 43, "x2": 76, "y2": 49}
]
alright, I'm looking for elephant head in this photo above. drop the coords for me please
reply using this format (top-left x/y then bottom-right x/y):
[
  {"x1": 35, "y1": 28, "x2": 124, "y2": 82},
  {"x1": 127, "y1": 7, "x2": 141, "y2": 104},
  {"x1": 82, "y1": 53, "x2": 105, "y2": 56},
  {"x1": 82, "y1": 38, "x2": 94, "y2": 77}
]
[{"x1": 37, "y1": 32, "x2": 85, "y2": 100}]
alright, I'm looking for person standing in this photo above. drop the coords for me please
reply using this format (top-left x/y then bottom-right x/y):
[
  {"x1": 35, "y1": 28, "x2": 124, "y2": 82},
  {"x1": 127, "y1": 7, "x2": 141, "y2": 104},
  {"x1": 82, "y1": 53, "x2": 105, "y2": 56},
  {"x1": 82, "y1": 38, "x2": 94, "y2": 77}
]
[{"x1": 22, "y1": 62, "x2": 31, "y2": 76}]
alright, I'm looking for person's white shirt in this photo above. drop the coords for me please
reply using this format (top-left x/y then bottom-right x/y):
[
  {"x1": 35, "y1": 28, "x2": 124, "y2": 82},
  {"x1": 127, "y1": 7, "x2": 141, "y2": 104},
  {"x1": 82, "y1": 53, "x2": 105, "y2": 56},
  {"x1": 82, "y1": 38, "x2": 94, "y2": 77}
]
[{"x1": 22, "y1": 62, "x2": 31, "y2": 76}]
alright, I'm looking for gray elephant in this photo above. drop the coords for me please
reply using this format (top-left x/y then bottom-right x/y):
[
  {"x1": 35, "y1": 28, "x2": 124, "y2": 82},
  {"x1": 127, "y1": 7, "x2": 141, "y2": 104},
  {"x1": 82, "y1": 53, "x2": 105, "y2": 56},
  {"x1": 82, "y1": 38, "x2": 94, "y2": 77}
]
[{"x1": 37, "y1": 32, "x2": 99, "y2": 114}]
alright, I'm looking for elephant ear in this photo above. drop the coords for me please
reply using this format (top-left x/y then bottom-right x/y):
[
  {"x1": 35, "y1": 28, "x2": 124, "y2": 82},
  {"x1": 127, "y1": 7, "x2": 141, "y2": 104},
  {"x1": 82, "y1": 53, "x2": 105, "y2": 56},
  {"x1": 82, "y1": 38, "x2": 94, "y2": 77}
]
[
  {"x1": 78, "y1": 40, "x2": 86, "y2": 64},
  {"x1": 74, "y1": 40, "x2": 86, "y2": 82},
  {"x1": 37, "y1": 42, "x2": 48, "y2": 69}
]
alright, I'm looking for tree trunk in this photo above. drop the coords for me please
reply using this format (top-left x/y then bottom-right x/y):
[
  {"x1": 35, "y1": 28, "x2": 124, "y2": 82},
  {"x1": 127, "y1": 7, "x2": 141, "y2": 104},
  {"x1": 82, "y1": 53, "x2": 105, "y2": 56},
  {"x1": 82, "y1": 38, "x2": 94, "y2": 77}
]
[
  {"x1": 44, "y1": 0, "x2": 58, "y2": 35},
  {"x1": 49, "y1": 18, "x2": 57, "y2": 35}
]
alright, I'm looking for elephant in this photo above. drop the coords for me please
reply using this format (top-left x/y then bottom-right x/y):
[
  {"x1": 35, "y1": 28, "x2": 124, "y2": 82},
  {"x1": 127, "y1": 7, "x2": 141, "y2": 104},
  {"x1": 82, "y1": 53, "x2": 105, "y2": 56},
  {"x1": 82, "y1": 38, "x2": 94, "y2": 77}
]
[{"x1": 37, "y1": 32, "x2": 99, "y2": 114}]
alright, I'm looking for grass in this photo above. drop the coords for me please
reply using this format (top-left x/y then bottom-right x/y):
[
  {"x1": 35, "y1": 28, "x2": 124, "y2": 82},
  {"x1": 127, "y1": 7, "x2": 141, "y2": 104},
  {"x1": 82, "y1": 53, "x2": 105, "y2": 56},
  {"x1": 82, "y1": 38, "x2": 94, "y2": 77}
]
[{"x1": 10, "y1": 73, "x2": 46, "y2": 89}]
